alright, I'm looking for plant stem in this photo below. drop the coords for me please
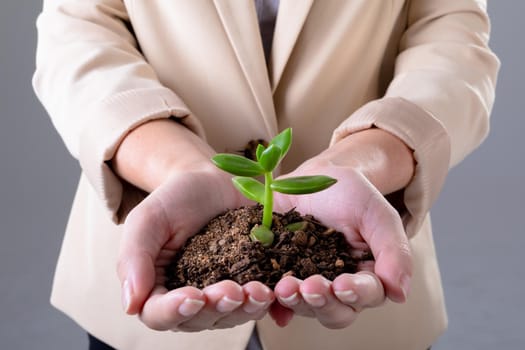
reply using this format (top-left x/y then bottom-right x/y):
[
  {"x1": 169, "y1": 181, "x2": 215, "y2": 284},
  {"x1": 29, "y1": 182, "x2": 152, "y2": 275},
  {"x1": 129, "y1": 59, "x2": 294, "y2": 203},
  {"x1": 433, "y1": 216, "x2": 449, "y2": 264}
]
[{"x1": 262, "y1": 172, "x2": 274, "y2": 228}]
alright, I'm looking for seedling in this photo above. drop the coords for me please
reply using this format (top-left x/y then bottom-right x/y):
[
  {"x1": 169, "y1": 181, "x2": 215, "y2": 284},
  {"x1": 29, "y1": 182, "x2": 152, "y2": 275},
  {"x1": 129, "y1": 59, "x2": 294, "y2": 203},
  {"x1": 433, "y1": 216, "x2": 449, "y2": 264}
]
[{"x1": 212, "y1": 128, "x2": 337, "y2": 247}]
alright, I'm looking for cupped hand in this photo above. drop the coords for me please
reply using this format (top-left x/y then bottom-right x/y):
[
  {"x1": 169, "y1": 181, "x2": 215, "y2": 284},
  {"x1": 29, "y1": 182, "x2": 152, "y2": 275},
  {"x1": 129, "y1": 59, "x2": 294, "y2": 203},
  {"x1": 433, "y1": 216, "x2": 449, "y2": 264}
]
[
  {"x1": 270, "y1": 160, "x2": 412, "y2": 329},
  {"x1": 116, "y1": 166, "x2": 274, "y2": 331}
]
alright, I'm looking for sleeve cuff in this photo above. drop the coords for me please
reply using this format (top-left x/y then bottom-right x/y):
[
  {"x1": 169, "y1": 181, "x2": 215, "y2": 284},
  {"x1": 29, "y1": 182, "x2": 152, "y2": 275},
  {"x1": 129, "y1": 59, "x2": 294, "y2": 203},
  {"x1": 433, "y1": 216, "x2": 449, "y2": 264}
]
[
  {"x1": 330, "y1": 97, "x2": 451, "y2": 238},
  {"x1": 78, "y1": 86, "x2": 206, "y2": 223}
]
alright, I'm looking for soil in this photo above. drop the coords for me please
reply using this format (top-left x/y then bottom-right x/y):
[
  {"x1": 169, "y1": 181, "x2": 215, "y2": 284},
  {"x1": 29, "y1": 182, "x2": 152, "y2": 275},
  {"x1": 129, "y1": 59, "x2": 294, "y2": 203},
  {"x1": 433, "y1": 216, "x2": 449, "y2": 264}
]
[{"x1": 165, "y1": 205, "x2": 373, "y2": 290}]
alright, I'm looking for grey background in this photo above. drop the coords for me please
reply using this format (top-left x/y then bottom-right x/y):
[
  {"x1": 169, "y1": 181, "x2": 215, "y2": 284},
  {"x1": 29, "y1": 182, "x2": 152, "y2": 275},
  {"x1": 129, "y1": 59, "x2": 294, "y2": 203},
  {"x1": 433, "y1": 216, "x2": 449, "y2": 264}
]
[{"x1": 0, "y1": 2, "x2": 523, "y2": 349}]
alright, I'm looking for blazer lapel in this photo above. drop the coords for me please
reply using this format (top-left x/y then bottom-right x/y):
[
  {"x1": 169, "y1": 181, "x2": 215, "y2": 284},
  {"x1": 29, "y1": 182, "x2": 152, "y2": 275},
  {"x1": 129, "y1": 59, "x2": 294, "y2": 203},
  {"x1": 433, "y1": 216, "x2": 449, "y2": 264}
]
[
  {"x1": 270, "y1": 0, "x2": 314, "y2": 93},
  {"x1": 213, "y1": 0, "x2": 277, "y2": 135}
]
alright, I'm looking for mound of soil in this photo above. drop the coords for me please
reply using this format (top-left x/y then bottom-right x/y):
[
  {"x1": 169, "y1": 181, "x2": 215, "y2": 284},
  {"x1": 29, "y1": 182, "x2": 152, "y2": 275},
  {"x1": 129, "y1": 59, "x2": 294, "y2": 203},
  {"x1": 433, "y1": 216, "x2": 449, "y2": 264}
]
[{"x1": 165, "y1": 205, "x2": 373, "y2": 290}]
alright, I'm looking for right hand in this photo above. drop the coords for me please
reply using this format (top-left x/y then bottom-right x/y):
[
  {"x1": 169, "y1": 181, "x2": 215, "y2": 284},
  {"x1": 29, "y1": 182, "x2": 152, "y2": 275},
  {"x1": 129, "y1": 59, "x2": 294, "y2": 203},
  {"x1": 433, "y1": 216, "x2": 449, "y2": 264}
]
[{"x1": 117, "y1": 165, "x2": 275, "y2": 331}]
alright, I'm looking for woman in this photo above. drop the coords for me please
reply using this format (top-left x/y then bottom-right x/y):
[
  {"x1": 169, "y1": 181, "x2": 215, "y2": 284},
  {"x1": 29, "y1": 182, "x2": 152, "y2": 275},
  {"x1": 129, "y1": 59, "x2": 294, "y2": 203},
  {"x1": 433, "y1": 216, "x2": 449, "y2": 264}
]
[{"x1": 33, "y1": 1, "x2": 499, "y2": 349}]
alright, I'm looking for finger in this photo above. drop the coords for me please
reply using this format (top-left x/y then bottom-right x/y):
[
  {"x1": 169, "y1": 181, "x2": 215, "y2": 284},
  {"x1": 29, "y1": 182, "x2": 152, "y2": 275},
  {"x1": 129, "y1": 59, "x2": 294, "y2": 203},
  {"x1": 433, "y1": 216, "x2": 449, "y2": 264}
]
[
  {"x1": 274, "y1": 277, "x2": 312, "y2": 317},
  {"x1": 179, "y1": 280, "x2": 244, "y2": 330},
  {"x1": 213, "y1": 282, "x2": 274, "y2": 328},
  {"x1": 239, "y1": 281, "x2": 273, "y2": 317},
  {"x1": 139, "y1": 286, "x2": 206, "y2": 331},
  {"x1": 332, "y1": 272, "x2": 385, "y2": 311},
  {"x1": 360, "y1": 193, "x2": 412, "y2": 303},
  {"x1": 117, "y1": 196, "x2": 171, "y2": 315},
  {"x1": 299, "y1": 275, "x2": 358, "y2": 329}
]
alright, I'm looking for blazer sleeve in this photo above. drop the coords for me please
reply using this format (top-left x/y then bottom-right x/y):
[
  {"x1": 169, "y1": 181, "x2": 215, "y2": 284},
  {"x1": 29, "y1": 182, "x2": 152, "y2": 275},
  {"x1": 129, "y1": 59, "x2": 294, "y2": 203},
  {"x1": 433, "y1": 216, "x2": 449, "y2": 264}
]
[
  {"x1": 330, "y1": 0, "x2": 500, "y2": 237},
  {"x1": 32, "y1": 0, "x2": 206, "y2": 223}
]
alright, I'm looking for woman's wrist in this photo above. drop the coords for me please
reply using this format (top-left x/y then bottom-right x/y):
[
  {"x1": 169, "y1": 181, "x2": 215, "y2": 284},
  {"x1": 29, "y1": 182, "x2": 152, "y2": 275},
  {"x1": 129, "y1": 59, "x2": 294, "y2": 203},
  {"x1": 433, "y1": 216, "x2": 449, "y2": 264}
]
[
  {"x1": 112, "y1": 118, "x2": 216, "y2": 192},
  {"x1": 313, "y1": 128, "x2": 415, "y2": 195}
]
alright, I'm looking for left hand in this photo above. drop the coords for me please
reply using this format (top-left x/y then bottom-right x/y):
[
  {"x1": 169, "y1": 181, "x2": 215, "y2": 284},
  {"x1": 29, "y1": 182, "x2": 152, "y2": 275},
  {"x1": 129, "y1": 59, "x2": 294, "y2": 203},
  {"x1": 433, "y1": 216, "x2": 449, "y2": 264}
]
[{"x1": 270, "y1": 155, "x2": 413, "y2": 329}]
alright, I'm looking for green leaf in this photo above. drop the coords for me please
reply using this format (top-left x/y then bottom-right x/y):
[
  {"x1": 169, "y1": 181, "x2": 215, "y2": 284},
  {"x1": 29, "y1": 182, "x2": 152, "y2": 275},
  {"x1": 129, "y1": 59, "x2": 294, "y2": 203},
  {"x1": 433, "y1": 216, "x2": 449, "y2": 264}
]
[
  {"x1": 232, "y1": 177, "x2": 265, "y2": 204},
  {"x1": 258, "y1": 144, "x2": 282, "y2": 172},
  {"x1": 212, "y1": 154, "x2": 265, "y2": 176},
  {"x1": 255, "y1": 143, "x2": 266, "y2": 161},
  {"x1": 270, "y1": 128, "x2": 292, "y2": 160},
  {"x1": 250, "y1": 224, "x2": 274, "y2": 247},
  {"x1": 271, "y1": 175, "x2": 337, "y2": 194}
]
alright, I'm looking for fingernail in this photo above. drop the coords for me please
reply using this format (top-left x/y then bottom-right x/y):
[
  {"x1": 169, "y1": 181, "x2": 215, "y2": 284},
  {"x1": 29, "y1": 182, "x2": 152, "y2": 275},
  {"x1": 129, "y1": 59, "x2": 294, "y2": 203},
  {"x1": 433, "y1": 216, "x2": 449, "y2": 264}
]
[
  {"x1": 278, "y1": 292, "x2": 300, "y2": 307},
  {"x1": 243, "y1": 296, "x2": 269, "y2": 314},
  {"x1": 400, "y1": 274, "x2": 411, "y2": 300},
  {"x1": 179, "y1": 298, "x2": 205, "y2": 317},
  {"x1": 122, "y1": 279, "x2": 131, "y2": 312},
  {"x1": 216, "y1": 296, "x2": 243, "y2": 313},
  {"x1": 353, "y1": 273, "x2": 376, "y2": 287},
  {"x1": 334, "y1": 289, "x2": 358, "y2": 303},
  {"x1": 302, "y1": 293, "x2": 326, "y2": 308}
]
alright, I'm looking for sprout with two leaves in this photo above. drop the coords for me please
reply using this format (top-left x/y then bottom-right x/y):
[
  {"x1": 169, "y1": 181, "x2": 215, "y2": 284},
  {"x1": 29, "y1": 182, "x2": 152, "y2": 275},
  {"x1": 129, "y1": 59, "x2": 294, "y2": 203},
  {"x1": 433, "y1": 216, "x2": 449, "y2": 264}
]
[{"x1": 212, "y1": 128, "x2": 337, "y2": 247}]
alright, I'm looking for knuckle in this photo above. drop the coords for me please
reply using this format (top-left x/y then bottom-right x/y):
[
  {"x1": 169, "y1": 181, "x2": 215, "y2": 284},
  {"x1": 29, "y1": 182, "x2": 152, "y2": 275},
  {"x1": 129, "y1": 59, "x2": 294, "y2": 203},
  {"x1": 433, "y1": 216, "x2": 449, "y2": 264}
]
[{"x1": 399, "y1": 241, "x2": 412, "y2": 260}]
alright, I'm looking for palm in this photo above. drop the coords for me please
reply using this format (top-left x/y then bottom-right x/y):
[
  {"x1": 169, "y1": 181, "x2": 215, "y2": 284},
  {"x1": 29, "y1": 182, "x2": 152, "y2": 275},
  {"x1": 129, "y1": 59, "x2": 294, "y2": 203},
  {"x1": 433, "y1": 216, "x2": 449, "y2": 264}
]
[
  {"x1": 151, "y1": 170, "x2": 248, "y2": 251},
  {"x1": 268, "y1": 163, "x2": 411, "y2": 328},
  {"x1": 118, "y1": 168, "x2": 274, "y2": 332},
  {"x1": 274, "y1": 165, "x2": 383, "y2": 249}
]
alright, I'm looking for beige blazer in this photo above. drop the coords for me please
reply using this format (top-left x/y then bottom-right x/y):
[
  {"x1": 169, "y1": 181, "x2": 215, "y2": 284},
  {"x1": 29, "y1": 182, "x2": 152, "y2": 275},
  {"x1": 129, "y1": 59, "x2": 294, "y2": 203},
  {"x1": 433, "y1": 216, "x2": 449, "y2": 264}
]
[{"x1": 33, "y1": 1, "x2": 499, "y2": 349}]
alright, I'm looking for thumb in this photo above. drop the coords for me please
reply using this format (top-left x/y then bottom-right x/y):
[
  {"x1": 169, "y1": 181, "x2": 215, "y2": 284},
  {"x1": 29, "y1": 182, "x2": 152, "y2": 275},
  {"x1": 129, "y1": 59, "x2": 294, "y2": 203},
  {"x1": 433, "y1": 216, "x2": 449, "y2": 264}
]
[
  {"x1": 117, "y1": 197, "x2": 170, "y2": 314},
  {"x1": 360, "y1": 194, "x2": 412, "y2": 303}
]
